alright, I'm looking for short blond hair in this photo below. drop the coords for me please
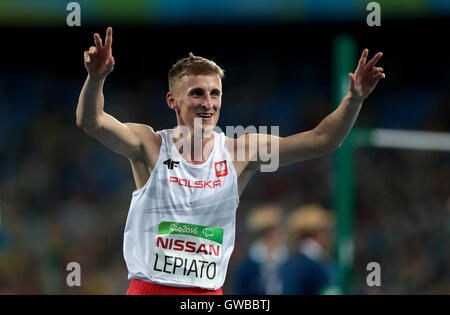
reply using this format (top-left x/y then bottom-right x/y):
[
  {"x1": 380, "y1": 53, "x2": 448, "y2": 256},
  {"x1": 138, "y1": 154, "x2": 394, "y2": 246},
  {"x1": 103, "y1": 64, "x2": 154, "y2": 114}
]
[{"x1": 168, "y1": 52, "x2": 225, "y2": 93}]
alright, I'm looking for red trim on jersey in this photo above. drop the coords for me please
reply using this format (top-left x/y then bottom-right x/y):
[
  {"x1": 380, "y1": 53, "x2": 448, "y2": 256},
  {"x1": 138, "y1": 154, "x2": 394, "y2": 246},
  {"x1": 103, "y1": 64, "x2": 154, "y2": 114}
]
[{"x1": 126, "y1": 279, "x2": 223, "y2": 295}]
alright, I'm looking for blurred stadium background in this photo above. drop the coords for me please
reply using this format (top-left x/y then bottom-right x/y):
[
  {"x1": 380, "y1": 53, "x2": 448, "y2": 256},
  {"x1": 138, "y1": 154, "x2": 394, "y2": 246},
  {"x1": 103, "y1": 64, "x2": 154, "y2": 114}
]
[{"x1": 0, "y1": 0, "x2": 449, "y2": 294}]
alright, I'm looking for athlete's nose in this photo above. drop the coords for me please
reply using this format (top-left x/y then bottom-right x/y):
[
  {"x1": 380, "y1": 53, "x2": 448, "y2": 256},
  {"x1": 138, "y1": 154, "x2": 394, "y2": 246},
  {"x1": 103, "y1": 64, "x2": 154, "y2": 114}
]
[
  {"x1": 201, "y1": 95, "x2": 213, "y2": 110},
  {"x1": 202, "y1": 103, "x2": 212, "y2": 111}
]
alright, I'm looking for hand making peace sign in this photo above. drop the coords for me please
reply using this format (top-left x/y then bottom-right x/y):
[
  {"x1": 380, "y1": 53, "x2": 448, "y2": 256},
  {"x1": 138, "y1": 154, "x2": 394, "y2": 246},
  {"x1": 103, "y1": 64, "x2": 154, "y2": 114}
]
[
  {"x1": 349, "y1": 49, "x2": 385, "y2": 101},
  {"x1": 84, "y1": 27, "x2": 115, "y2": 79}
]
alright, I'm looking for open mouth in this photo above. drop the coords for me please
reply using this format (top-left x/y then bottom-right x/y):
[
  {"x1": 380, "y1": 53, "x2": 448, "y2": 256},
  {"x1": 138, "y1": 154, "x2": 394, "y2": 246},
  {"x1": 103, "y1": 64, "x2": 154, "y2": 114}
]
[{"x1": 197, "y1": 113, "x2": 214, "y2": 120}]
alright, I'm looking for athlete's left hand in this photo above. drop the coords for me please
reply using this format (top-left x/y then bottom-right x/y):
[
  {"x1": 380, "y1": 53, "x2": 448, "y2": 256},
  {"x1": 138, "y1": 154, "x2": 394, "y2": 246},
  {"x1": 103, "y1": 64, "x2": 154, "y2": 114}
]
[{"x1": 349, "y1": 49, "x2": 385, "y2": 101}]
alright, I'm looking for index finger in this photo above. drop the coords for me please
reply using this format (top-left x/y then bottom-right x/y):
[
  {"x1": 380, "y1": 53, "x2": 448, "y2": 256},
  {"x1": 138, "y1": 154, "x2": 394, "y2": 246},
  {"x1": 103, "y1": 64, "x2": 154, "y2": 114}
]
[
  {"x1": 94, "y1": 33, "x2": 103, "y2": 49},
  {"x1": 105, "y1": 27, "x2": 113, "y2": 49},
  {"x1": 365, "y1": 52, "x2": 383, "y2": 70}
]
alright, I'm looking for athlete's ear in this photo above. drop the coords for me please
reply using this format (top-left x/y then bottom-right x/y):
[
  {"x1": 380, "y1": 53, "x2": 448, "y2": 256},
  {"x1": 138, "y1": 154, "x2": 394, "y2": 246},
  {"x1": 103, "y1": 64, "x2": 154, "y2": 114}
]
[{"x1": 166, "y1": 92, "x2": 177, "y2": 110}]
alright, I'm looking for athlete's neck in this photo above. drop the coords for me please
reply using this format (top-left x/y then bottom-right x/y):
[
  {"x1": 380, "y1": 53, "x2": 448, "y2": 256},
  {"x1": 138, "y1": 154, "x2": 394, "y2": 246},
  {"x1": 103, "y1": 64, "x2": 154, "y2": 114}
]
[{"x1": 171, "y1": 126, "x2": 215, "y2": 164}]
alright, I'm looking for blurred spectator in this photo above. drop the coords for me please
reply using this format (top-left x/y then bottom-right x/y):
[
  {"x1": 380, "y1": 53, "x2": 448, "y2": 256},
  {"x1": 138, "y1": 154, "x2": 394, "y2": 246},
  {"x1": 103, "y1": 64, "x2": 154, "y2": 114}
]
[
  {"x1": 281, "y1": 203, "x2": 340, "y2": 295},
  {"x1": 232, "y1": 203, "x2": 288, "y2": 295}
]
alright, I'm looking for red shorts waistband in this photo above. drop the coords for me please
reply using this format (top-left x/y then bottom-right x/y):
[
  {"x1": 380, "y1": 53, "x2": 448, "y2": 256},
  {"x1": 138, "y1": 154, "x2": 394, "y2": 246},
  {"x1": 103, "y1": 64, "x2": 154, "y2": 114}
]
[{"x1": 126, "y1": 279, "x2": 223, "y2": 295}]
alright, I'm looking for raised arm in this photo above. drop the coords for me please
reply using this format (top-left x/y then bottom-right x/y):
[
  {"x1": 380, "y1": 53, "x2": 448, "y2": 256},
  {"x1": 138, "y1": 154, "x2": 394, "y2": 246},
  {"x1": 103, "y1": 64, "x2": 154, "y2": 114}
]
[
  {"x1": 306, "y1": 49, "x2": 384, "y2": 153},
  {"x1": 76, "y1": 27, "x2": 156, "y2": 161},
  {"x1": 238, "y1": 49, "x2": 385, "y2": 171}
]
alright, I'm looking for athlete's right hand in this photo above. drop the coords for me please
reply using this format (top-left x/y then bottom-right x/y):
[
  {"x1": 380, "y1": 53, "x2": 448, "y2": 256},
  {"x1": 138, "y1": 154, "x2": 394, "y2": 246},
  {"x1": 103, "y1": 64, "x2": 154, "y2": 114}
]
[{"x1": 84, "y1": 27, "x2": 115, "y2": 79}]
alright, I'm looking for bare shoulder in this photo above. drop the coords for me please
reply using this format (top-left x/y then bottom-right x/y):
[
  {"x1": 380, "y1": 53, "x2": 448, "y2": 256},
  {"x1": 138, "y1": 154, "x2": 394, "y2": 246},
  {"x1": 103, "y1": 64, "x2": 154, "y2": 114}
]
[
  {"x1": 225, "y1": 134, "x2": 260, "y2": 196},
  {"x1": 124, "y1": 123, "x2": 160, "y2": 142},
  {"x1": 124, "y1": 123, "x2": 162, "y2": 167},
  {"x1": 225, "y1": 133, "x2": 259, "y2": 156},
  {"x1": 225, "y1": 134, "x2": 259, "y2": 176},
  {"x1": 224, "y1": 135, "x2": 236, "y2": 153},
  {"x1": 224, "y1": 133, "x2": 258, "y2": 150}
]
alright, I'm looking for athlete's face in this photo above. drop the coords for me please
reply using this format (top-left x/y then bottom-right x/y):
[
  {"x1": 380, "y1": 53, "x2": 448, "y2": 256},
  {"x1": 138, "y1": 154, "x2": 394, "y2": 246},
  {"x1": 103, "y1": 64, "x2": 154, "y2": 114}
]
[{"x1": 167, "y1": 74, "x2": 222, "y2": 133}]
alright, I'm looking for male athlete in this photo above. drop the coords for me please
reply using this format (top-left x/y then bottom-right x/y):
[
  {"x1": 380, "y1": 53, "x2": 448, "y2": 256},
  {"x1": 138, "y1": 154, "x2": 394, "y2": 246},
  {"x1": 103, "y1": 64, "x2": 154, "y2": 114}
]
[{"x1": 76, "y1": 27, "x2": 385, "y2": 295}]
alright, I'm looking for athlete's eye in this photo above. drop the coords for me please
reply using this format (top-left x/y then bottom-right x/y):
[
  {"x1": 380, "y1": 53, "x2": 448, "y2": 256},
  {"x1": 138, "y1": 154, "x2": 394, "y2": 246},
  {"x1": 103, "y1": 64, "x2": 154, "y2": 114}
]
[{"x1": 190, "y1": 89, "x2": 203, "y2": 97}]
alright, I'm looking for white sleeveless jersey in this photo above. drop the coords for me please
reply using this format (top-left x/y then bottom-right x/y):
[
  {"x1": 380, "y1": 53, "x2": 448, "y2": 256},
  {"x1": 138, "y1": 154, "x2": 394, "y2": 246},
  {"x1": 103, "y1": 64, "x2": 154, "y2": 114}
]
[{"x1": 123, "y1": 129, "x2": 239, "y2": 290}]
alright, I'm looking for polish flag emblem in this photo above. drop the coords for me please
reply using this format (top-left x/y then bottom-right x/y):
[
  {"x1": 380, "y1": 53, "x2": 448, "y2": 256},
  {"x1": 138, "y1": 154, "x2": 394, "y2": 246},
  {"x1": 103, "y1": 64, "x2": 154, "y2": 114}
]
[{"x1": 215, "y1": 161, "x2": 228, "y2": 177}]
